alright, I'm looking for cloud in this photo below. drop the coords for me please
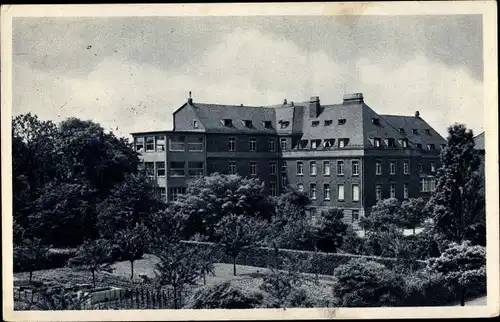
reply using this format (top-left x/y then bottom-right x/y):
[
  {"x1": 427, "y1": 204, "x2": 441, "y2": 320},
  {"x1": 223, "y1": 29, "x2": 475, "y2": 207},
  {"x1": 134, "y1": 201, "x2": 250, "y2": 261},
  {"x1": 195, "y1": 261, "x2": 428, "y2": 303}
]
[{"x1": 13, "y1": 27, "x2": 484, "y2": 139}]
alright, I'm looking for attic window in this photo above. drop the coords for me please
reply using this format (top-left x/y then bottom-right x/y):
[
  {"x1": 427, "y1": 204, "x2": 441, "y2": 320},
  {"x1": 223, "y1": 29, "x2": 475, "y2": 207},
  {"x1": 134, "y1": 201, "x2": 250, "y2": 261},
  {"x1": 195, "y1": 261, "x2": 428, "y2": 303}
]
[
  {"x1": 338, "y1": 138, "x2": 349, "y2": 148},
  {"x1": 222, "y1": 119, "x2": 233, "y2": 127},
  {"x1": 243, "y1": 120, "x2": 253, "y2": 128},
  {"x1": 338, "y1": 119, "x2": 347, "y2": 125},
  {"x1": 425, "y1": 129, "x2": 432, "y2": 135},
  {"x1": 412, "y1": 129, "x2": 419, "y2": 135},
  {"x1": 417, "y1": 143, "x2": 422, "y2": 149},
  {"x1": 398, "y1": 139, "x2": 409, "y2": 148},
  {"x1": 280, "y1": 121, "x2": 290, "y2": 129},
  {"x1": 324, "y1": 139, "x2": 335, "y2": 148},
  {"x1": 427, "y1": 144, "x2": 436, "y2": 151},
  {"x1": 311, "y1": 139, "x2": 321, "y2": 149},
  {"x1": 372, "y1": 118, "x2": 380, "y2": 125},
  {"x1": 312, "y1": 121, "x2": 320, "y2": 127},
  {"x1": 374, "y1": 138, "x2": 382, "y2": 148},
  {"x1": 387, "y1": 138, "x2": 396, "y2": 148},
  {"x1": 324, "y1": 120, "x2": 333, "y2": 126},
  {"x1": 299, "y1": 140, "x2": 309, "y2": 149},
  {"x1": 399, "y1": 128, "x2": 405, "y2": 134},
  {"x1": 263, "y1": 121, "x2": 272, "y2": 129},
  {"x1": 193, "y1": 120, "x2": 199, "y2": 129}
]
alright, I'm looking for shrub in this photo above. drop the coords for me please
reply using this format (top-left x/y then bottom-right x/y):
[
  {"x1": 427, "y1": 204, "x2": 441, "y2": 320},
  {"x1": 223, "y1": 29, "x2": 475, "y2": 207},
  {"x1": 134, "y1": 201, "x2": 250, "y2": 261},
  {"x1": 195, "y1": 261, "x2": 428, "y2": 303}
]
[
  {"x1": 332, "y1": 258, "x2": 406, "y2": 307},
  {"x1": 184, "y1": 281, "x2": 265, "y2": 309},
  {"x1": 338, "y1": 230, "x2": 365, "y2": 255},
  {"x1": 402, "y1": 269, "x2": 455, "y2": 306},
  {"x1": 14, "y1": 248, "x2": 77, "y2": 273}
]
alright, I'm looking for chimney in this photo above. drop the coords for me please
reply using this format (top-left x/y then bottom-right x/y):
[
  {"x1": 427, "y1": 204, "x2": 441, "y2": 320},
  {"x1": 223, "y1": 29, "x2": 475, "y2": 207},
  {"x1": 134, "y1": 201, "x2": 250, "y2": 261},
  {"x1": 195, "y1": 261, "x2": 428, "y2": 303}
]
[
  {"x1": 283, "y1": 98, "x2": 287, "y2": 105},
  {"x1": 343, "y1": 93, "x2": 364, "y2": 104},
  {"x1": 309, "y1": 96, "x2": 321, "y2": 118},
  {"x1": 415, "y1": 111, "x2": 420, "y2": 118},
  {"x1": 188, "y1": 91, "x2": 193, "y2": 104}
]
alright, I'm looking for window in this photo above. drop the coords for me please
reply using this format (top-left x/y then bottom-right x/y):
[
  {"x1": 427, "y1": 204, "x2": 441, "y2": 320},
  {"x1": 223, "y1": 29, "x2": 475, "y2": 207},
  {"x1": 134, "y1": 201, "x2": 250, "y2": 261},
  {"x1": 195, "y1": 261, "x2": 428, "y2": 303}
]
[
  {"x1": 404, "y1": 160, "x2": 409, "y2": 174},
  {"x1": 427, "y1": 144, "x2": 435, "y2": 151},
  {"x1": 228, "y1": 161, "x2": 237, "y2": 175},
  {"x1": 297, "y1": 161, "x2": 304, "y2": 176},
  {"x1": 250, "y1": 138, "x2": 257, "y2": 152},
  {"x1": 419, "y1": 161, "x2": 423, "y2": 173},
  {"x1": 269, "y1": 161, "x2": 276, "y2": 175},
  {"x1": 158, "y1": 187, "x2": 166, "y2": 201},
  {"x1": 281, "y1": 174, "x2": 288, "y2": 188},
  {"x1": 270, "y1": 183, "x2": 277, "y2": 197},
  {"x1": 280, "y1": 121, "x2": 290, "y2": 129},
  {"x1": 311, "y1": 121, "x2": 319, "y2": 127},
  {"x1": 193, "y1": 120, "x2": 199, "y2": 129},
  {"x1": 399, "y1": 128, "x2": 405, "y2": 134},
  {"x1": 297, "y1": 183, "x2": 304, "y2": 192},
  {"x1": 399, "y1": 139, "x2": 408, "y2": 148},
  {"x1": 169, "y1": 162, "x2": 185, "y2": 177},
  {"x1": 324, "y1": 139, "x2": 335, "y2": 148},
  {"x1": 155, "y1": 136, "x2": 166, "y2": 151},
  {"x1": 156, "y1": 162, "x2": 165, "y2": 177},
  {"x1": 311, "y1": 140, "x2": 318, "y2": 149},
  {"x1": 188, "y1": 162, "x2": 204, "y2": 177},
  {"x1": 338, "y1": 119, "x2": 346, "y2": 125},
  {"x1": 412, "y1": 129, "x2": 419, "y2": 135},
  {"x1": 387, "y1": 138, "x2": 396, "y2": 148},
  {"x1": 338, "y1": 139, "x2": 348, "y2": 148},
  {"x1": 310, "y1": 161, "x2": 317, "y2": 176},
  {"x1": 146, "y1": 137, "x2": 155, "y2": 152},
  {"x1": 324, "y1": 184, "x2": 331, "y2": 200},
  {"x1": 310, "y1": 183, "x2": 317, "y2": 200},
  {"x1": 280, "y1": 138, "x2": 287, "y2": 151},
  {"x1": 135, "y1": 137, "x2": 144, "y2": 152},
  {"x1": 169, "y1": 135, "x2": 185, "y2": 151},
  {"x1": 352, "y1": 184, "x2": 360, "y2": 202},
  {"x1": 390, "y1": 161, "x2": 396, "y2": 175},
  {"x1": 338, "y1": 184, "x2": 345, "y2": 201},
  {"x1": 250, "y1": 161, "x2": 257, "y2": 175},
  {"x1": 269, "y1": 138, "x2": 276, "y2": 152},
  {"x1": 264, "y1": 121, "x2": 273, "y2": 129},
  {"x1": 281, "y1": 163, "x2": 287, "y2": 174},
  {"x1": 404, "y1": 183, "x2": 409, "y2": 199},
  {"x1": 324, "y1": 120, "x2": 333, "y2": 126},
  {"x1": 352, "y1": 210, "x2": 360, "y2": 222},
  {"x1": 425, "y1": 129, "x2": 431, "y2": 135},
  {"x1": 376, "y1": 185, "x2": 382, "y2": 200},
  {"x1": 372, "y1": 118, "x2": 380, "y2": 125},
  {"x1": 223, "y1": 119, "x2": 233, "y2": 127},
  {"x1": 440, "y1": 144, "x2": 446, "y2": 150},
  {"x1": 390, "y1": 183, "x2": 396, "y2": 198},
  {"x1": 417, "y1": 143, "x2": 423, "y2": 149},
  {"x1": 421, "y1": 178, "x2": 437, "y2": 192},
  {"x1": 430, "y1": 162, "x2": 436, "y2": 173},
  {"x1": 169, "y1": 187, "x2": 186, "y2": 202},
  {"x1": 145, "y1": 162, "x2": 154, "y2": 177},
  {"x1": 337, "y1": 160, "x2": 344, "y2": 175},
  {"x1": 352, "y1": 160, "x2": 359, "y2": 176},
  {"x1": 376, "y1": 161, "x2": 382, "y2": 175},
  {"x1": 244, "y1": 120, "x2": 253, "y2": 128},
  {"x1": 323, "y1": 161, "x2": 330, "y2": 176},
  {"x1": 374, "y1": 138, "x2": 382, "y2": 147},
  {"x1": 228, "y1": 137, "x2": 236, "y2": 151},
  {"x1": 187, "y1": 136, "x2": 203, "y2": 151}
]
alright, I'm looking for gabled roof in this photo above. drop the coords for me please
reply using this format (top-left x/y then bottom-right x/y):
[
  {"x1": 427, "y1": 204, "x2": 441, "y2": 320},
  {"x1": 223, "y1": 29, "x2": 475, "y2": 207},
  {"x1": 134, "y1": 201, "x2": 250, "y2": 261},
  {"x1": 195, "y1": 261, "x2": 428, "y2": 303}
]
[
  {"x1": 189, "y1": 102, "x2": 276, "y2": 134},
  {"x1": 474, "y1": 132, "x2": 485, "y2": 150},
  {"x1": 379, "y1": 114, "x2": 447, "y2": 146}
]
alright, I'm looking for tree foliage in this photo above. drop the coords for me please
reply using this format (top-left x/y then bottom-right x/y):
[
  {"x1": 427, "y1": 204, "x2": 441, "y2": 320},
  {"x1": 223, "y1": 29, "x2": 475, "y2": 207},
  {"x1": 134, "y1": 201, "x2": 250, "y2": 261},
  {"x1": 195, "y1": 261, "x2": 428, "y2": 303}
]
[
  {"x1": 184, "y1": 281, "x2": 265, "y2": 309},
  {"x1": 427, "y1": 124, "x2": 485, "y2": 245},
  {"x1": 315, "y1": 209, "x2": 348, "y2": 253},
  {"x1": 68, "y1": 239, "x2": 114, "y2": 288},
  {"x1": 13, "y1": 238, "x2": 50, "y2": 282},
  {"x1": 112, "y1": 223, "x2": 149, "y2": 280},
  {"x1": 400, "y1": 197, "x2": 428, "y2": 235}
]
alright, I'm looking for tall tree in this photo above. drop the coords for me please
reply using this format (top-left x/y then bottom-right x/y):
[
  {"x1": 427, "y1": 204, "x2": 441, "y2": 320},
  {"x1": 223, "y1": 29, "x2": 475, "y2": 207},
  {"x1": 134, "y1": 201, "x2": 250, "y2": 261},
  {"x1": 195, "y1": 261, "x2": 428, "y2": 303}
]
[
  {"x1": 112, "y1": 223, "x2": 150, "y2": 280},
  {"x1": 315, "y1": 208, "x2": 348, "y2": 253},
  {"x1": 427, "y1": 124, "x2": 484, "y2": 245},
  {"x1": 13, "y1": 238, "x2": 50, "y2": 282},
  {"x1": 68, "y1": 239, "x2": 114, "y2": 288},
  {"x1": 400, "y1": 197, "x2": 428, "y2": 235}
]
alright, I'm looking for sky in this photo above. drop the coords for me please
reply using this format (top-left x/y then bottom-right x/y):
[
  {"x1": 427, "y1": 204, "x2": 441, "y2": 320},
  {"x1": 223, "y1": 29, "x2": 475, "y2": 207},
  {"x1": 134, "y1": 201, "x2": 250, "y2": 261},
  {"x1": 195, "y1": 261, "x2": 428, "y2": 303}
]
[{"x1": 12, "y1": 15, "x2": 484, "y2": 138}]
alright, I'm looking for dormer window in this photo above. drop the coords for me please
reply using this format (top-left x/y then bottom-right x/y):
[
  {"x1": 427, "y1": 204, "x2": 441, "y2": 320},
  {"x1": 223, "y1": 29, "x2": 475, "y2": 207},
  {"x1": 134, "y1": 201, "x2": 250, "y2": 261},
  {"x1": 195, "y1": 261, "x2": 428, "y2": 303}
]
[
  {"x1": 299, "y1": 140, "x2": 309, "y2": 149},
  {"x1": 417, "y1": 143, "x2": 422, "y2": 149},
  {"x1": 427, "y1": 144, "x2": 436, "y2": 151},
  {"x1": 425, "y1": 129, "x2": 432, "y2": 135},
  {"x1": 280, "y1": 121, "x2": 290, "y2": 129},
  {"x1": 338, "y1": 119, "x2": 347, "y2": 125},
  {"x1": 440, "y1": 144, "x2": 446, "y2": 150},
  {"x1": 372, "y1": 118, "x2": 380, "y2": 125},
  {"x1": 312, "y1": 121, "x2": 320, "y2": 127},
  {"x1": 311, "y1": 139, "x2": 321, "y2": 149},
  {"x1": 222, "y1": 119, "x2": 233, "y2": 127},
  {"x1": 263, "y1": 121, "x2": 272, "y2": 129},
  {"x1": 399, "y1": 128, "x2": 405, "y2": 134},
  {"x1": 412, "y1": 129, "x2": 419, "y2": 135},
  {"x1": 399, "y1": 139, "x2": 408, "y2": 148},
  {"x1": 324, "y1": 139, "x2": 335, "y2": 148},
  {"x1": 338, "y1": 138, "x2": 349, "y2": 148},
  {"x1": 324, "y1": 120, "x2": 333, "y2": 126},
  {"x1": 387, "y1": 138, "x2": 396, "y2": 148},
  {"x1": 243, "y1": 120, "x2": 253, "y2": 128},
  {"x1": 374, "y1": 138, "x2": 382, "y2": 147},
  {"x1": 193, "y1": 120, "x2": 199, "y2": 129}
]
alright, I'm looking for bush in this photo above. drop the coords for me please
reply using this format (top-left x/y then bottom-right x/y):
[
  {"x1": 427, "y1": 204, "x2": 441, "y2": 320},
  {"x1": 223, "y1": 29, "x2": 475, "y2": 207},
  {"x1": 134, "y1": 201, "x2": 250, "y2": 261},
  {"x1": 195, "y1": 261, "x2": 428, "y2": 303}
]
[
  {"x1": 332, "y1": 258, "x2": 406, "y2": 307},
  {"x1": 184, "y1": 281, "x2": 265, "y2": 309},
  {"x1": 339, "y1": 230, "x2": 365, "y2": 255},
  {"x1": 402, "y1": 269, "x2": 455, "y2": 306},
  {"x1": 14, "y1": 248, "x2": 77, "y2": 273}
]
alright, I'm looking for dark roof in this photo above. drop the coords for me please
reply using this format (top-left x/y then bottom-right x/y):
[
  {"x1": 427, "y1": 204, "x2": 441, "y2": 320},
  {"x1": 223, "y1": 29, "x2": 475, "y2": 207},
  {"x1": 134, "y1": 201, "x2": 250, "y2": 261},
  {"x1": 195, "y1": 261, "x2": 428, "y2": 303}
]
[
  {"x1": 474, "y1": 132, "x2": 485, "y2": 150},
  {"x1": 380, "y1": 114, "x2": 447, "y2": 146},
  {"x1": 190, "y1": 103, "x2": 276, "y2": 134}
]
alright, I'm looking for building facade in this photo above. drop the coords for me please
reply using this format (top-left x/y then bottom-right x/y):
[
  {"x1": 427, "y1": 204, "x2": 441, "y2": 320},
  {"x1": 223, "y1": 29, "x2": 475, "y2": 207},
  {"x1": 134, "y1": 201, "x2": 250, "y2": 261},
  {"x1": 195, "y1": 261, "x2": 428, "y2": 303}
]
[{"x1": 132, "y1": 93, "x2": 446, "y2": 227}]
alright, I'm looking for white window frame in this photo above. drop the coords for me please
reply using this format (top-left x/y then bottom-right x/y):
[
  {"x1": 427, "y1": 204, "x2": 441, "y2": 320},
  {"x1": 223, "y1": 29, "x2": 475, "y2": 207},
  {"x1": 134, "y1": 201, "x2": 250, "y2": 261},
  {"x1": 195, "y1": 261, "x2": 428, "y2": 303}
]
[
  {"x1": 280, "y1": 138, "x2": 287, "y2": 151},
  {"x1": 169, "y1": 162, "x2": 185, "y2": 177},
  {"x1": 390, "y1": 161, "x2": 396, "y2": 175},
  {"x1": 352, "y1": 184, "x2": 360, "y2": 202},
  {"x1": 155, "y1": 136, "x2": 166, "y2": 152},
  {"x1": 156, "y1": 161, "x2": 166, "y2": 177},
  {"x1": 297, "y1": 183, "x2": 304, "y2": 192},
  {"x1": 297, "y1": 161, "x2": 304, "y2": 176},
  {"x1": 390, "y1": 183, "x2": 396, "y2": 198},
  {"x1": 323, "y1": 161, "x2": 330, "y2": 176},
  {"x1": 169, "y1": 136, "x2": 185, "y2": 151},
  {"x1": 337, "y1": 184, "x2": 345, "y2": 201},
  {"x1": 376, "y1": 184, "x2": 382, "y2": 200},
  {"x1": 228, "y1": 161, "x2": 237, "y2": 175},
  {"x1": 310, "y1": 161, "x2": 317, "y2": 176},
  {"x1": 187, "y1": 136, "x2": 204, "y2": 152},
  {"x1": 269, "y1": 138, "x2": 276, "y2": 152},
  {"x1": 270, "y1": 183, "x2": 277, "y2": 197},
  {"x1": 228, "y1": 137, "x2": 236, "y2": 152},
  {"x1": 403, "y1": 160, "x2": 409, "y2": 175},
  {"x1": 250, "y1": 138, "x2": 257, "y2": 152},
  {"x1": 310, "y1": 183, "x2": 317, "y2": 200},
  {"x1": 269, "y1": 161, "x2": 276, "y2": 175},
  {"x1": 403, "y1": 183, "x2": 409, "y2": 199},
  {"x1": 337, "y1": 160, "x2": 344, "y2": 176},
  {"x1": 324, "y1": 184, "x2": 331, "y2": 200},
  {"x1": 146, "y1": 137, "x2": 155, "y2": 152},
  {"x1": 352, "y1": 160, "x2": 359, "y2": 176},
  {"x1": 250, "y1": 161, "x2": 257, "y2": 176},
  {"x1": 376, "y1": 161, "x2": 382, "y2": 175}
]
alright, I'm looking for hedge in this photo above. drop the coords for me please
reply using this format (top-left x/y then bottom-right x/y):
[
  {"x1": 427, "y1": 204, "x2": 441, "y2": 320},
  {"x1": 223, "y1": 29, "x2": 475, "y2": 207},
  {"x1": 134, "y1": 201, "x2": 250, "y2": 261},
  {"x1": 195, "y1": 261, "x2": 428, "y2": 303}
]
[
  {"x1": 181, "y1": 241, "x2": 426, "y2": 276},
  {"x1": 13, "y1": 248, "x2": 77, "y2": 273}
]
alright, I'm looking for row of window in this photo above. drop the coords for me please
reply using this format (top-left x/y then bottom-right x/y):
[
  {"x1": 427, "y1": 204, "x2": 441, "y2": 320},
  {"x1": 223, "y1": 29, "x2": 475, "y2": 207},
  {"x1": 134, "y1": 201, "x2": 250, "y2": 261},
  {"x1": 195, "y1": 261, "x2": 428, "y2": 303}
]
[
  {"x1": 297, "y1": 160, "x2": 360, "y2": 176},
  {"x1": 299, "y1": 183, "x2": 361, "y2": 202},
  {"x1": 140, "y1": 161, "x2": 204, "y2": 177},
  {"x1": 135, "y1": 136, "x2": 204, "y2": 153}
]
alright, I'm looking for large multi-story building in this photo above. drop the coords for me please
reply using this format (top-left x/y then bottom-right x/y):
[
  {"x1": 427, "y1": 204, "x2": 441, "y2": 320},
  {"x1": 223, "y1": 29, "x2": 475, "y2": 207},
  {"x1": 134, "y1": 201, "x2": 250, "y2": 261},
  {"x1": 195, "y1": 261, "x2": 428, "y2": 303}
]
[{"x1": 132, "y1": 93, "x2": 446, "y2": 227}]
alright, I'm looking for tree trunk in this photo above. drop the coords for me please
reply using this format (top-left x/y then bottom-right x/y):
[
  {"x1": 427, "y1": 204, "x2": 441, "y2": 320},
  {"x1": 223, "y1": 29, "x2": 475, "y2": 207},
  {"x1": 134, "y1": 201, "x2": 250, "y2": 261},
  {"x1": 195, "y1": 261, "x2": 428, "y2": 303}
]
[
  {"x1": 173, "y1": 286, "x2": 178, "y2": 309},
  {"x1": 413, "y1": 226, "x2": 416, "y2": 236},
  {"x1": 130, "y1": 260, "x2": 134, "y2": 280},
  {"x1": 92, "y1": 270, "x2": 96, "y2": 289},
  {"x1": 460, "y1": 287, "x2": 466, "y2": 306},
  {"x1": 29, "y1": 270, "x2": 33, "y2": 283},
  {"x1": 233, "y1": 257, "x2": 237, "y2": 276},
  {"x1": 203, "y1": 274, "x2": 206, "y2": 285}
]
